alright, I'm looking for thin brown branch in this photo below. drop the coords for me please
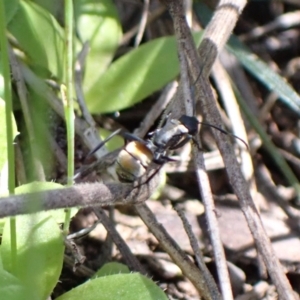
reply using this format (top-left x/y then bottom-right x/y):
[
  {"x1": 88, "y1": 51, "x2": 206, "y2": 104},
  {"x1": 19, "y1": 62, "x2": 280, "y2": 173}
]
[
  {"x1": 0, "y1": 175, "x2": 158, "y2": 219},
  {"x1": 174, "y1": 204, "x2": 220, "y2": 297},
  {"x1": 134, "y1": 0, "x2": 150, "y2": 47},
  {"x1": 164, "y1": 1, "x2": 234, "y2": 299},
  {"x1": 161, "y1": 0, "x2": 297, "y2": 299},
  {"x1": 74, "y1": 42, "x2": 107, "y2": 159},
  {"x1": 120, "y1": 5, "x2": 166, "y2": 46},
  {"x1": 135, "y1": 203, "x2": 222, "y2": 300},
  {"x1": 19, "y1": 62, "x2": 104, "y2": 155},
  {"x1": 9, "y1": 46, "x2": 45, "y2": 181},
  {"x1": 75, "y1": 42, "x2": 96, "y2": 128},
  {"x1": 92, "y1": 208, "x2": 147, "y2": 275},
  {"x1": 134, "y1": 81, "x2": 177, "y2": 138}
]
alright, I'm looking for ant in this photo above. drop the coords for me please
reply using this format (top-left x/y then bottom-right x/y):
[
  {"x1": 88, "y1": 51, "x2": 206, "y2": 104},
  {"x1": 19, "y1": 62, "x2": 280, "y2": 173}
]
[{"x1": 75, "y1": 114, "x2": 248, "y2": 185}]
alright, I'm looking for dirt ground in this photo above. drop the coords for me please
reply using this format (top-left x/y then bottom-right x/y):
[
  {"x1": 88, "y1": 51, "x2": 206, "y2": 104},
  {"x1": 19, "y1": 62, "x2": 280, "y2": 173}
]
[{"x1": 53, "y1": 1, "x2": 300, "y2": 299}]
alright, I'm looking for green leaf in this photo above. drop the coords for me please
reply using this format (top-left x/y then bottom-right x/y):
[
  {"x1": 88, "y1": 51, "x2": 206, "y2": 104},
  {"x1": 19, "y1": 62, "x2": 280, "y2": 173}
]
[
  {"x1": 0, "y1": 266, "x2": 39, "y2": 300},
  {"x1": 85, "y1": 32, "x2": 202, "y2": 113},
  {"x1": 75, "y1": 0, "x2": 122, "y2": 92},
  {"x1": 227, "y1": 36, "x2": 300, "y2": 115},
  {"x1": 1, "y1": 190, "x2": 64, "y2": 300},
  {"x1": 29, "y1": 0, "x2": 61, "y2": 18},
  {"x1": 7, "y1": 1, "x2": 65, "y2": 80},
  {"x1": 93, "y1": 262, "x2": 130, "y2": 278},
  {"x1": 56, "y1": 273, "x2": 168, "y2": 300},
  {"x1": 3, "y1": 0, "x2": 19, "y2": 24}
]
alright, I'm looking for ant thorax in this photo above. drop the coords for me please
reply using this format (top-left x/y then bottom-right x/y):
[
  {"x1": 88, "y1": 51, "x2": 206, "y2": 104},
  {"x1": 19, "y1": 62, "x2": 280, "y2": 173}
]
[
  {"x1": 152, "y1": 119, "x2": 189, "y2": 149},
  {"x1": 146, "y1": 118, "x2": 192, "y2": 165}
]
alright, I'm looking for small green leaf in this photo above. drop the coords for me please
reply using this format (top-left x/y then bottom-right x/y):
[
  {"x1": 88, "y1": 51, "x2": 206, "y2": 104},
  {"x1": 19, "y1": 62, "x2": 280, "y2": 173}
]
[
  {"x1": 85, "y1": 32, "x2": 202, "y2": 113},
  {"x1": 227, "y1": 36, "x2": 300, "y2": 115},
  {"x1": 3, "y1": 0, "x2": 19, "y2": 24},
  {"x1": 29, "y1": 0, "x2": 61, "y2": 18},
  {"x1": 56, "y1": 273, "x2": 168, "y2": 300},
  {"x1": 75, "y1": 0, "x2": 122, "y2": 92},
  {"x1": 1, "y1": 189, "x2": 64, "y2": 300},
  {"x1": 0, "y1": 266, "x2": 39, "y2": 300},
  {"x1": 93, "y1": 262, "x2": 130, "y2": 278},
  {"x1": 7, "y1": 1, "x2": 65, "y2": 80}
]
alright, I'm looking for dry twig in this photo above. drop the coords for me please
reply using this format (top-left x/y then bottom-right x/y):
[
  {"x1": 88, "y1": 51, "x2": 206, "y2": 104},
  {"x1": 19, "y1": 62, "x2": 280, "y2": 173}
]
[
  {"x1": 159, "y1": 0, "x2": 296, "y2": 299},
  {"x1": 0, "y1": 174, "x2": 158, "y2": 219},
  {"x1": 174, "y1": 204, "x2": 219, "y2": 297},
  {"x1": 135, "y1": 203, "x2": 221, "y2": 300},
  {"x1": 92, "y1": 208, "x2": 147, "y2": 275}
]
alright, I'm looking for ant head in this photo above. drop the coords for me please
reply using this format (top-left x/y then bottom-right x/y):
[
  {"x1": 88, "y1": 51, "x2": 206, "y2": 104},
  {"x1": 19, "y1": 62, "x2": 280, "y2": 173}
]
[{"x1": 178, "y1": 115, "x2": 198, "y2": 135}]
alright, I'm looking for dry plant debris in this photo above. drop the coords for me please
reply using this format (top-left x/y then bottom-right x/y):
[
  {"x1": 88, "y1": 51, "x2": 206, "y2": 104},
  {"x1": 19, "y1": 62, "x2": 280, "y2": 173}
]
[{"x1": 3, "y1": 0, "x2": 300, "y2": 299}]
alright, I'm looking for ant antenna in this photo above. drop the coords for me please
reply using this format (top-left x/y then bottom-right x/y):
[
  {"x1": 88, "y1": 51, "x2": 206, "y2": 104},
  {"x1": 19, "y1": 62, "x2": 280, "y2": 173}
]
[
  {"x1": 178, "y1": 115, "x2": 248, "y2": 149},
  {"x1": 188, "y1": 68, "x2": 248, "y2": 150},
  {"x1": 198, "y1": 121, "x2": 249, "y2": 150}
]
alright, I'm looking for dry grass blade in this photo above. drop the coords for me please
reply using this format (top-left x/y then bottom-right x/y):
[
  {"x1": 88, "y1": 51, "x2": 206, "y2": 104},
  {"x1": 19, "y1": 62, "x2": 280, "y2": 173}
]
[
  {"x1": 162, "y1": 0, "x2": 243, "y2": 299},
  {"x1": 92, "y1": 208, "x2": 147, "y2": 275},
  {"x1": 5, "y1": 1, "x2": 300, "y2": 299},
  {"x1": 135, "y1": 203, "x2": 222, "y2": 300},
  {"x1": 9, "y1": 46, "x2": 46, "y2": 181},
  {"x1": 174, "y1": 204, "x2": 219, "y2": 296},
  {"x1": 161, "y1": 0, "x2": 297, "y2": 299}
]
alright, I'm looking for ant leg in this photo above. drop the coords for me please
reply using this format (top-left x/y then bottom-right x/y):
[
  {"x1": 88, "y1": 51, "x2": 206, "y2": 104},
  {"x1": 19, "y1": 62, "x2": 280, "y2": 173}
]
[
  {"x1": 124, "y1": 166, "x2": 162, "y2": 199},
  {"x1": 191, "y1": 137, "x2": 203, "y2": 151},
  {"x1": 122, "y1": 132, "x2": 147, "y2": 144},
  {"x1": 169, "y1": 135, "x2": 204, "y2": 152},
  {"x1": 169, "y1": 136, "x2": 191, "y2": 150},
  {"x1": 86, "y1": 128, "x2": 122, "y2": 159},
  {"x1": 133, "y1": 165, "x2": 163, "y2": 189},
  {"x1": 160, "y1": 155, "x2": 179, "y2": 162},
  {"x1": 67, "y1": 221, "x2": 100, "y2": 240}
]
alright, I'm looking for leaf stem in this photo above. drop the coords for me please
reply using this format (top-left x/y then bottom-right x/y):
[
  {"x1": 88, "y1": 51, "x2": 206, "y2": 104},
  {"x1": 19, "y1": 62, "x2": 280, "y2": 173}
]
[{"x1": 63, "y1": 0, "x2": 75, "y2": 233}]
